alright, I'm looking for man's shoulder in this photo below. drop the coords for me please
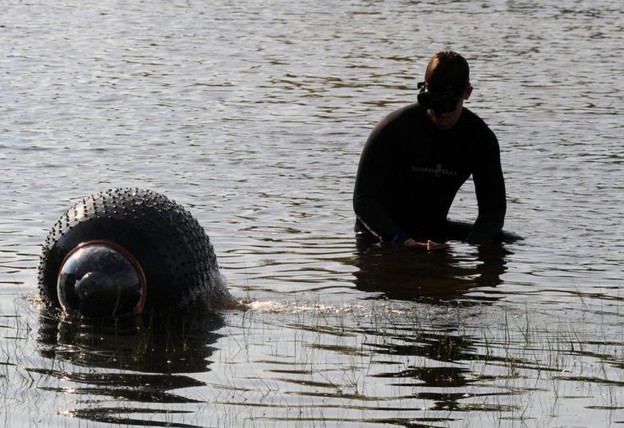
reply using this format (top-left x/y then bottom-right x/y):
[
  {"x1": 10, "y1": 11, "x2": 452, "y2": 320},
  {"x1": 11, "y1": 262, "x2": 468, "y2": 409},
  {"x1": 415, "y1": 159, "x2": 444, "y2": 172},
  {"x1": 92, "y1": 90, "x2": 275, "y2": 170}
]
[
  {"x1": 462, "y1": 107, "x2": 493, "y2": 127},
  {"x1": 385, "y1": 103, "x2": 421, "y2": 119},
  {"x1": 460, "y1": 108, "x2": 497, "y2": 140},
  {"x1": 376, "y1": 103, "x2": 424, "y2": 128}
]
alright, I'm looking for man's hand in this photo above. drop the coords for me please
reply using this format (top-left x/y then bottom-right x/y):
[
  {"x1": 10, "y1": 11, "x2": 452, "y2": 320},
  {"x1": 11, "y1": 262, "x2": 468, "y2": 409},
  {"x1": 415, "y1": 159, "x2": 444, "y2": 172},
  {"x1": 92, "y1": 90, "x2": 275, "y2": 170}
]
[{"x1": 403, "y1": 239, "x2": 449, "y2": 250}]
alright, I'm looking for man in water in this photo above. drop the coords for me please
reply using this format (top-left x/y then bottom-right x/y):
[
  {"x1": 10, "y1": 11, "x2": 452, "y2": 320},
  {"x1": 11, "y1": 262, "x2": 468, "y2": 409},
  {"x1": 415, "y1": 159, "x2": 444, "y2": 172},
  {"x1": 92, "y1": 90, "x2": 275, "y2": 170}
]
[{"x1": 353, "y1": 50, "x2": 506, "y2": 249}]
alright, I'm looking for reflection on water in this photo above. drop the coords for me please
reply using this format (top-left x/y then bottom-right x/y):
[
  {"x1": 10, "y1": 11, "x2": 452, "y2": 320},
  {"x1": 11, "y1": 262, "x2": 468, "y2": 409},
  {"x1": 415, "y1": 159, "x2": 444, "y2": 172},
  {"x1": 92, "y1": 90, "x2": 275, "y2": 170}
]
[
  {"x1": 37, "y1": 310, "x2": 225, "y2": 373},
  {"x1": 354, "y1": 238, "x2": 509, "y2": 303},
  {"x1": 368, "y1": 325, "x2": 480, "y2": 415},
  {"x1": 32, "y1": 310, "x2": 224, "y2": 426}
]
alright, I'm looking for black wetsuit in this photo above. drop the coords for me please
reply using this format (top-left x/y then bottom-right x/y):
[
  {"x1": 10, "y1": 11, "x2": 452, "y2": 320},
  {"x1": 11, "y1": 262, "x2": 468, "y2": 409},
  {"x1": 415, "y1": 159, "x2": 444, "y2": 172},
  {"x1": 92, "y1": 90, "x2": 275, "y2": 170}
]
[{"x1": 353, "y1": 103, "x2": 506, "y2": 244}]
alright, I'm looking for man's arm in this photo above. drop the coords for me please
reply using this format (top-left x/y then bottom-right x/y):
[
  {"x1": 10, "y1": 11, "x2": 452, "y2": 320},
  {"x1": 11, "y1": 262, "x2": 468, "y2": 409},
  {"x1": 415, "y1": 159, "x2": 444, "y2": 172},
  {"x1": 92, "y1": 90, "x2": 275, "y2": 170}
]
[
  {"x1": 467, "y1": 131, "x2": 507, "y2": 244},
  {"x1": 353, "y1": 117, "x2": 408, "y2": 243}
]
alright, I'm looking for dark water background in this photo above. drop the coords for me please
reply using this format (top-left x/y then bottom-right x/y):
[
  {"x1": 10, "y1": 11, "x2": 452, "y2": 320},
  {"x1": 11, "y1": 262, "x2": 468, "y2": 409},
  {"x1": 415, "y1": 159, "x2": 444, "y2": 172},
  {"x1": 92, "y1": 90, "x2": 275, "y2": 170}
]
[{"x1": 1, "y1": 0, "x2": 623, "y2": 426}]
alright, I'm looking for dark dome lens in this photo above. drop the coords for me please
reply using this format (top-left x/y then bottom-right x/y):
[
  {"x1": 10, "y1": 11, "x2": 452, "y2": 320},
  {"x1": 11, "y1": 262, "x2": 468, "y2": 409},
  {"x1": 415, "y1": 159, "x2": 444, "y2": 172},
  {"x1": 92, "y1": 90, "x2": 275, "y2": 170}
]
[{"x1": 57, "y1": 245, "x2": 143, "y2": 317}]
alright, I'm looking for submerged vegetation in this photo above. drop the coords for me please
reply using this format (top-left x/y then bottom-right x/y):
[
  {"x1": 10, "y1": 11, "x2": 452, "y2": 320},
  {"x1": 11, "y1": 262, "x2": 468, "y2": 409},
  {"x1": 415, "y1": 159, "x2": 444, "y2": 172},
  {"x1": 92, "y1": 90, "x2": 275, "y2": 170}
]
[{"x1": 2, "y1": 292, "x2": 623, "y2": 427}]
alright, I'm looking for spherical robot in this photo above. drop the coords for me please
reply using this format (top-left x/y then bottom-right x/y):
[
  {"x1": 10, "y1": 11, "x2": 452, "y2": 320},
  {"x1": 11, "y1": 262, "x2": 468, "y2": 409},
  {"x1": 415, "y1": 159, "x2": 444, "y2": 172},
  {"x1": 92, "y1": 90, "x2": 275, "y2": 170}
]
[{"x1": 38, "y1": 188, "x2": 234, "y2": 318}]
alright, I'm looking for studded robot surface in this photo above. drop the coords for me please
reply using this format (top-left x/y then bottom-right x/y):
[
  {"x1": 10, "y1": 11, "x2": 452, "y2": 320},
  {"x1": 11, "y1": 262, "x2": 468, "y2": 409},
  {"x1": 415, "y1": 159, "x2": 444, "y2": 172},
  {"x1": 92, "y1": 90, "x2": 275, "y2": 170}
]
[{"x1": 38, "y1": 188, "x2": 235, "y2": 318}]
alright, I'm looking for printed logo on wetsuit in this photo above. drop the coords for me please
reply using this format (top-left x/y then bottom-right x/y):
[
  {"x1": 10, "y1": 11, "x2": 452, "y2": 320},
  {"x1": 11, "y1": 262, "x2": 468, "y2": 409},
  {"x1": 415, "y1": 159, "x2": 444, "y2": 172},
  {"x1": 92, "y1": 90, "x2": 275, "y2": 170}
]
[{"x1": 411, "y1": 163, "x2": 458, "y2": 177}]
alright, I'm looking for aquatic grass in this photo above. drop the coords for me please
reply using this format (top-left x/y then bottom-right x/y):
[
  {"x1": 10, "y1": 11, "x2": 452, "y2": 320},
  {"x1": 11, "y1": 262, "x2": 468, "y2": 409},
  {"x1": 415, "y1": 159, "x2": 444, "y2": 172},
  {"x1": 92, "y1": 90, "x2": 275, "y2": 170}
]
[{"x1": 3, "y1": 288, "x2": 624, "y2": 427}]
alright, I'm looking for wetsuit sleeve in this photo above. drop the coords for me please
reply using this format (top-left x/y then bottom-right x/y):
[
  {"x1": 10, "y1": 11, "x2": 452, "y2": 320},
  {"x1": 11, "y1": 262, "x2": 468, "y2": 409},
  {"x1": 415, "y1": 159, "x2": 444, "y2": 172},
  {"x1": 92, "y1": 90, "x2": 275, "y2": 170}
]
[
  {"x1": 353, "y1": 117, "x2": 408, "y2": 243},
  {"x1": 467, "y1": 129, "x2": 507, "y2": 244}
]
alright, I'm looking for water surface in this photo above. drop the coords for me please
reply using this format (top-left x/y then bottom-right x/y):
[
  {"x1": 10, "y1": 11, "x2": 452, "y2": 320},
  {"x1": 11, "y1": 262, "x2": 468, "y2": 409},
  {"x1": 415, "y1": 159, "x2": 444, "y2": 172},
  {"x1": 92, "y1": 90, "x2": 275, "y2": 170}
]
[{"x1": 1, "y1": 0, "x2": 623, "y2": 426}]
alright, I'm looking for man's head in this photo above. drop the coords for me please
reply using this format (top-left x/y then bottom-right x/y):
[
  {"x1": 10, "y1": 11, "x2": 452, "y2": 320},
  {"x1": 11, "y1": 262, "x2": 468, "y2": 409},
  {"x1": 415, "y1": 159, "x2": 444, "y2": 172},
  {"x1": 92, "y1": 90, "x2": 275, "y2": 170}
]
[{"x1": 417, "y1": 50, "x2": 473, "y2": 130}]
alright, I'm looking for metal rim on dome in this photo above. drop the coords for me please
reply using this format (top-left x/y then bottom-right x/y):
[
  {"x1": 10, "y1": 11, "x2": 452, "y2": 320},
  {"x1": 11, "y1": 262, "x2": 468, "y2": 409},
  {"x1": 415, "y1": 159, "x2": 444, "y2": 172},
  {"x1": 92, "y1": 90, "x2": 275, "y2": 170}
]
[{"x1": 58, "y1": 240, "x2": 147, "y2": 315}]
